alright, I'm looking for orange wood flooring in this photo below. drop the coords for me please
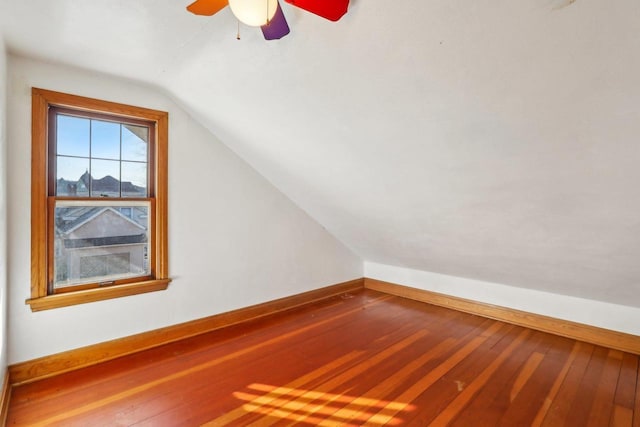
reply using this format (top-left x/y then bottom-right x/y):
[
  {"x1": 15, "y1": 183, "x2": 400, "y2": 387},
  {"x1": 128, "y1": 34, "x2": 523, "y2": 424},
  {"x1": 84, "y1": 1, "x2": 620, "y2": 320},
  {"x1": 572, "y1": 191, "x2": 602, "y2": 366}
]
[{"x1": 7, "y1": 289, "x2": 640, "y2": 426}]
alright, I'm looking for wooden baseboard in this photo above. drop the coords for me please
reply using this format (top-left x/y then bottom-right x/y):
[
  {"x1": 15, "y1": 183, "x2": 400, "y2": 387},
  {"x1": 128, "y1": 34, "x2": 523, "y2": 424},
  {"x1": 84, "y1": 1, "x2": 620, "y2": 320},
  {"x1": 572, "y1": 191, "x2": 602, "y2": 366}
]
[
  {"x1": 364, "y1": 278, "x2": 640, "y2": 355},
  {"x1": 9, "y1": 278, "x2": 365, "y2": 386},
  {"x1": 0, "y1": 369, "x2": 10, "y2": 426},
  {"x1": 13, "y1": 275, "x2": 635, "y2": 386}
]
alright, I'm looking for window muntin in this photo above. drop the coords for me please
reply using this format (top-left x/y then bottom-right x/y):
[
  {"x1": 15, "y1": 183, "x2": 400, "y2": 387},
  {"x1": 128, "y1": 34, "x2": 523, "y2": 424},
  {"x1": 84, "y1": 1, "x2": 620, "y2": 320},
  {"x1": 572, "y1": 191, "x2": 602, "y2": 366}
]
[{"x1": 29, "y1": 88, "x2": 170, "y2": 311}]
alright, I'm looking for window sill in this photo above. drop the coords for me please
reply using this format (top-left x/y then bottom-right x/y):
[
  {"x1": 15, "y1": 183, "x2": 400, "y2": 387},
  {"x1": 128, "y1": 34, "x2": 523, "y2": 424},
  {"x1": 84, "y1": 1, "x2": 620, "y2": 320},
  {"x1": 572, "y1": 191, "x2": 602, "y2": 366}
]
[{"x1": 26, "y1": 279, "x2": 172, "y2": 312}]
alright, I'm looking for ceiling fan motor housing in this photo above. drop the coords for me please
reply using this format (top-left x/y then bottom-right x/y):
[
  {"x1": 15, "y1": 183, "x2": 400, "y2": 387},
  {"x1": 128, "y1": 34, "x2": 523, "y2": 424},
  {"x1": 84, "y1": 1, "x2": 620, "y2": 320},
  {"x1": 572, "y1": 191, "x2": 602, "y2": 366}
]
[{"x1": 228, "y1": 0, "x2": 278, "y2": 26}]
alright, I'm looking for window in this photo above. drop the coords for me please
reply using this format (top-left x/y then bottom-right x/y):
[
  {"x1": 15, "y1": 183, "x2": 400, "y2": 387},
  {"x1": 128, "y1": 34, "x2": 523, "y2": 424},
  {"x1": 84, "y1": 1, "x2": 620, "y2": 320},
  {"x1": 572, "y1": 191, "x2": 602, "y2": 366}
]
[{"x1": 29, "y1": 88, "x2": 170, "y2": 311}]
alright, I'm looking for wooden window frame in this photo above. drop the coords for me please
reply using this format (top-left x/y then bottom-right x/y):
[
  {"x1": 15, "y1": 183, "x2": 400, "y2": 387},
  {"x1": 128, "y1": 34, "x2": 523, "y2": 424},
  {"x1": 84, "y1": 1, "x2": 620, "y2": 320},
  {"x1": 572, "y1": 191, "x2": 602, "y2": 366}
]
[{"x1": 28, "y1": 88, "x2": 171, "y2": 311}]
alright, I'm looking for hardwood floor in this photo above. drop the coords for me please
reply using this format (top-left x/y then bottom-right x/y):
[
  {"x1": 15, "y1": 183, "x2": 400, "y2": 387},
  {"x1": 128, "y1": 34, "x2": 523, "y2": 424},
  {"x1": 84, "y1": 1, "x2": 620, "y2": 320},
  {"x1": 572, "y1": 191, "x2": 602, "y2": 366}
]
[{"x1": 7, "y1": 289, "x2": 640, "y2": 426}]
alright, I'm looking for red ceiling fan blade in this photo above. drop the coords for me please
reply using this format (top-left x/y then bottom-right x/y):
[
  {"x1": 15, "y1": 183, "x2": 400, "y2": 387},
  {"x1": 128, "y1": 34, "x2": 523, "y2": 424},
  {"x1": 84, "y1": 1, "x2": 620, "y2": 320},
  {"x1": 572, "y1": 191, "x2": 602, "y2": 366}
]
[
  {"x1": 284, "y1": 0, "x2": 349, "y2": 21},
  {"x1": 186, "y1": 0, "x2": 228, "y2": 16},
  {"x1": 261, "y1": 2, "x2": 290, "y2": 40}
]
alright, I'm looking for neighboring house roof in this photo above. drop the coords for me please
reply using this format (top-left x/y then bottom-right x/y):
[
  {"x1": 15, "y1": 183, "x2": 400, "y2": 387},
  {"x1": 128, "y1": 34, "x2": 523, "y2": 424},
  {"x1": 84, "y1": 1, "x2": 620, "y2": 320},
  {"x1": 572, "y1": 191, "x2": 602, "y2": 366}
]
[
  {"x1": 56, "y1": 207, "x2": 104, "y2": 233},
  {"x1": 79, "y1": 171, "x2": 145, "y2": 195},
  {"x1": 57, "y1": 207, "x2": 146, "y2": 237},
  {"x1": 57, "y1": 172, "x2": 145, "y2": 197}
]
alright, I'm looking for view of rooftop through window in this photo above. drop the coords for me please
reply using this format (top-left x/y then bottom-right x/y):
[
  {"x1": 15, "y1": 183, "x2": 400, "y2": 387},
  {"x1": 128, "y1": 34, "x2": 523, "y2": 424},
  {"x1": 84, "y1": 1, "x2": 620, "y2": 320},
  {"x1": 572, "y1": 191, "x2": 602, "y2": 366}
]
[
  {"x1": 53, "y1": 202, "x2": 150, "y2": 288},
  {"x1": 56, "y1": 114, "x2": 148, "y2": 198}
]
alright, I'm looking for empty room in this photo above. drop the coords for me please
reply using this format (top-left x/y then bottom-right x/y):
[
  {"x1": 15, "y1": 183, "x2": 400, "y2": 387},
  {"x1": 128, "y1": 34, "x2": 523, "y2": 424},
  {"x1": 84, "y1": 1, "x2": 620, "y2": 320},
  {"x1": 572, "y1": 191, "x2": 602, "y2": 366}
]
[{"x1": 0, "y1": 0, "x2": 639, "y2": 425}]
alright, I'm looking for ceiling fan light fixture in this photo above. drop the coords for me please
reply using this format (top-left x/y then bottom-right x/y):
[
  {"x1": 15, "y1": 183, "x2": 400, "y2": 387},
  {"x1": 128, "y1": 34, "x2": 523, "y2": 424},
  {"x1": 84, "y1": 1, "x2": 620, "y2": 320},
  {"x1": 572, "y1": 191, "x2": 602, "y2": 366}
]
[{"x1": 228, "y1": 0, "x2": 278, "y2": 27}]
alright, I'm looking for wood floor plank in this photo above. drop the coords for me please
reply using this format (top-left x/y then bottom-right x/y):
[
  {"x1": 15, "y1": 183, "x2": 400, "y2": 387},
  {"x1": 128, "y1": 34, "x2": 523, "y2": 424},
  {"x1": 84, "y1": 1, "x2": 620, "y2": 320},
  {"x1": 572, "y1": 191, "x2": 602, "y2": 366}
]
[
  {"x1": 509, "y1": 351, "x2": 545, "y2": 402},
  {"x1": 7, "y1": 290, "x2": 640, "y2": 426},
  {"x1": 586, "y1": 349, "x2": 625, "y2": 427},
  {"x1": 541, "y1": 342, "x2": 596, "y2": 426},
  {"x1": 428, "y1": 327, "x2": 532, "y2": 426},
  {"x1": 565, "y1": 346, "x2": 611, "y2": 426},
  {"x1": 496, "y1": 334, "x2": 575, "y2": 426},
  {"x1": 634, "y1": 363, "x2": 640, "y2": 427},
  {"x1": 384, "y1": 321, "x2": 517, "y2": 425},
  {"x1": 612, "y1": 405, "x2": 634, "y2": 427},
  {"x1": 614, "y1": 353, "x2": 639, "y2": 411},
  {"x1": 531, "y1": 340, "x2": 582, "y2": 426},
  {"x1": 450, "y1": 330, "x2": 549, "y2": 427}
]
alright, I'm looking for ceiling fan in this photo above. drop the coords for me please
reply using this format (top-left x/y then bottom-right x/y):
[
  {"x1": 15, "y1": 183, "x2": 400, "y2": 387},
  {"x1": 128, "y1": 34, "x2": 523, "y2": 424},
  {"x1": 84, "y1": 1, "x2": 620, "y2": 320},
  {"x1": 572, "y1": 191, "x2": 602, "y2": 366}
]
[{"x1": 186, "y1": 0, "x2": 350, "y2": 40}]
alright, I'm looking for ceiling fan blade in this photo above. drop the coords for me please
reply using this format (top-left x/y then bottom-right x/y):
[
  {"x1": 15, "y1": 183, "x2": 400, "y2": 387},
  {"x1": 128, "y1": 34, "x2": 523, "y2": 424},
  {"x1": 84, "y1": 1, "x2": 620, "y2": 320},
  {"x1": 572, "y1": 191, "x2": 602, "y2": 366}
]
[
  {"x1": 261, "y1": 2, "x2": 290, "y2": 40},
  {"x1": 284, "y1": 0, "x2": 349, "y2": 21},
  {"x1": 186, "y1": 0, "x2": 228, "y2": 16}
]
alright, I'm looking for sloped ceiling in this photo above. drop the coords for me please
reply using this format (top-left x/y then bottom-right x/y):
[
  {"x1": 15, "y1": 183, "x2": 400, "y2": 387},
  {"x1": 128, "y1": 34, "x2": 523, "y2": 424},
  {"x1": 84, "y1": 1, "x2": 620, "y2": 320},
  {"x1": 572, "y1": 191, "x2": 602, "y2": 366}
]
[{"x1": 2, "y1": 0, "x2": 639, "y2": 307}]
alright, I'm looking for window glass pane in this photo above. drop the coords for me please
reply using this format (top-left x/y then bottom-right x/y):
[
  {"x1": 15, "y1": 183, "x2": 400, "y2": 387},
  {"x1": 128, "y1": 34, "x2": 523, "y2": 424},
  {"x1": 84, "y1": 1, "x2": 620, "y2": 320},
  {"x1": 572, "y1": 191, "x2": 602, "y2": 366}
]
[
  {"x1": 122, "y1": 125, "x2": 148, "y2": 162},
  {"x1": 91, "y1": 120, "x2": 121, "y2": 160},
  {"x1": 91, "y1": 159, "x2": 121, "y2": 197},
  {"x1": 57, "y1": 115, "x2": 90, "y2": 157},
  {"x1": 53, "y1": 201, "x2": 150, "y2": 289},
  {"x1": 121, "y1": 161, "x2": 147, "y2": 197},
  {"x1": 56, "y1": 156, "x2": 90, "y2": 196}
]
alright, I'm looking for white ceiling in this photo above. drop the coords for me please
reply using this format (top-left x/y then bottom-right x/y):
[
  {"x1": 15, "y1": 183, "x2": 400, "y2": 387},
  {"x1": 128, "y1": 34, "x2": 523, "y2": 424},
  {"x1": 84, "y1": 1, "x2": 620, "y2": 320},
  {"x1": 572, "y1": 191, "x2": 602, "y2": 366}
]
[{"x1": 2, "y1": 0, "x2": 639, "y2": 307}]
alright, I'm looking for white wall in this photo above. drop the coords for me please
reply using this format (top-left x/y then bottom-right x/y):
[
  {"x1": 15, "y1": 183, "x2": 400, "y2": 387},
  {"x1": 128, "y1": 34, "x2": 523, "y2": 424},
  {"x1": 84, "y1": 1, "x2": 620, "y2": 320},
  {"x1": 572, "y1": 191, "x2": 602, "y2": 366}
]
[
  {"x1": 365, "y1": 262, "x2": 640, "y2": 336},
  {"x1": 6, "y1": 55, "x2": 362, "y2": 364},
  {"x1": 0, "y1": 36, "x2": 8, "y2": 384}
]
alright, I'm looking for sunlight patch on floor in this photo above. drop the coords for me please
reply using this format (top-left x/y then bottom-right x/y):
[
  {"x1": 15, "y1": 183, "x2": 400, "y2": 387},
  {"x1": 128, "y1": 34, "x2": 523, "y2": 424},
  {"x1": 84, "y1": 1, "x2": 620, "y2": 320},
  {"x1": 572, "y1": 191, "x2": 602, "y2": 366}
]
[{"x1": 231, "y1": 383, "x2": 414, "y2": 425}]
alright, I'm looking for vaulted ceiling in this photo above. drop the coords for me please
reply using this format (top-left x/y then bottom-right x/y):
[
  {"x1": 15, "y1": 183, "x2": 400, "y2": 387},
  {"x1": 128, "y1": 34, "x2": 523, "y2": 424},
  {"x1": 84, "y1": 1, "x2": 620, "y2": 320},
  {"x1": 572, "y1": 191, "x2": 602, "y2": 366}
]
[{"x1": 2, "y1": 0, "x2": 639, "y2": 307}]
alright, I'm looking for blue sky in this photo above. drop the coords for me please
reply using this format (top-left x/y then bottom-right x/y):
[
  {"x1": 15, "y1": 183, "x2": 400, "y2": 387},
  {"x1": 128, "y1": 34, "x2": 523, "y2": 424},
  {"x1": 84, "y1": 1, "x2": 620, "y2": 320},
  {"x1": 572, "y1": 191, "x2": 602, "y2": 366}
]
[{"x1": 56, "y1": 114, "x2": 148, "y2": 189}]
